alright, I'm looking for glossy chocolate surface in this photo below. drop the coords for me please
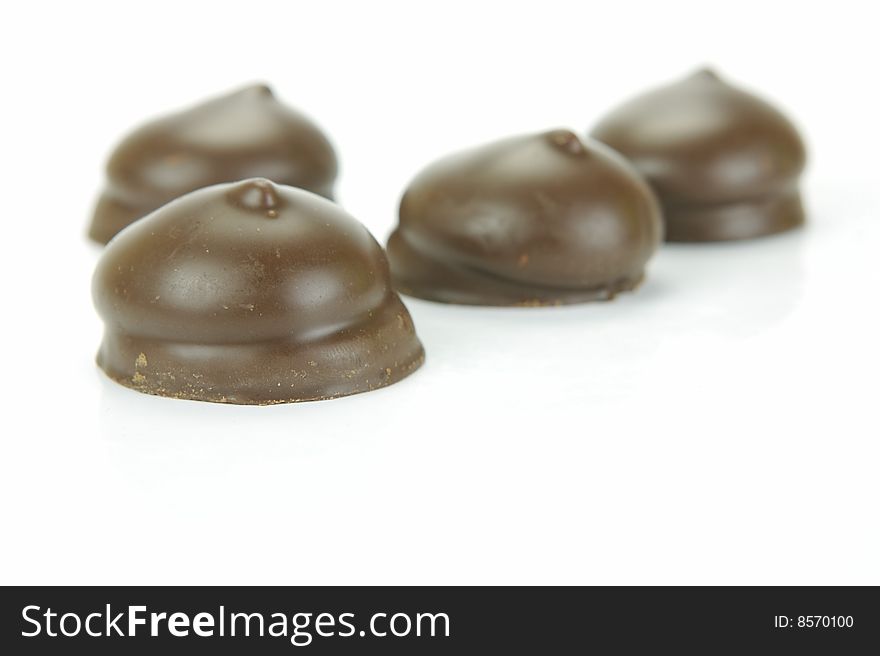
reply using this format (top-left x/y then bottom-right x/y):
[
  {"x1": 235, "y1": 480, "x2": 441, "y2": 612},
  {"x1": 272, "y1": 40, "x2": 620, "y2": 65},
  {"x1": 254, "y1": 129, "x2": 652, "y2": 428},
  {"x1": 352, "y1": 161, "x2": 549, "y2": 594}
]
[
  {"x1": 591, "y1": 69, "x2": 806, "y2": 241},
  {"x1": 89, "y1": 85, "x2": 338, "y2": 244},
  {"x1": 387, "y1": 130, "x2": 662, "y2": 306},
  {"x1": 93, "y1": 179, "x2": 424, "y2": 404}
]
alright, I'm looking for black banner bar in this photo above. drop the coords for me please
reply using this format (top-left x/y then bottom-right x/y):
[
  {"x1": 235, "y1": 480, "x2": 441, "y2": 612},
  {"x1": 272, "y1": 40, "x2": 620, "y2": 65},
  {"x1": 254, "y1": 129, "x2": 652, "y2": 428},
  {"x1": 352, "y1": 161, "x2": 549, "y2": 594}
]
[{"x1": 1, "y1": 586, "x2": 877, "y2": 654}]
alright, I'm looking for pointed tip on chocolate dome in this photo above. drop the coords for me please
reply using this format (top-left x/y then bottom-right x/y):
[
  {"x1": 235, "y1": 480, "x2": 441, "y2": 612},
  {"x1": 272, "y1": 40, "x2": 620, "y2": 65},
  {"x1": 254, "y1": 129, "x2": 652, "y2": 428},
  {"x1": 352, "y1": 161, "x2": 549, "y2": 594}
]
[
  {"x1": 239, "y1": 82, "x2": 275, "y2": 97},
  {"x1": 691, "y1": 67, "x2": 721, "y2": 82},
  {"x1": 226, "y1": 178, "x2": 284, "y2": 217},
  {"x1": 546, "y1": 129, "x2": 586, "y2": 155}
]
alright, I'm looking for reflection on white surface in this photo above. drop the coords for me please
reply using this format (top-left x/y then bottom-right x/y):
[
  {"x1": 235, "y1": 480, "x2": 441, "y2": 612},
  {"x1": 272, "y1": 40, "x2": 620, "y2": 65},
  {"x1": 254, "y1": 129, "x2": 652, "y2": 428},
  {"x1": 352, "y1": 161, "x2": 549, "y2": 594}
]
[{"x1": 65, "y1": 206, "x2": 874, "y2": 584}]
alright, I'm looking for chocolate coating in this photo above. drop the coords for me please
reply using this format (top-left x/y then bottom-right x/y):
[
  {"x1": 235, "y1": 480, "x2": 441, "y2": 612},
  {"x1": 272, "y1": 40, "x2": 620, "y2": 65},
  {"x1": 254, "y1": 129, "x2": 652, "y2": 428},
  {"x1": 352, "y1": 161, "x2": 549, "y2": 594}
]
[
  {"x1": 387, "y1": 130, "x2": 662, "y2": 306},
  {"x1": 591, "y1": 69, "x2": 806, "y2": 241},
  {"x1": 93, "y1": 179, "x2": 424, "y2": 404},
  {"x1": 89, "y1": 85, "x2": 338, "y2": 244}
]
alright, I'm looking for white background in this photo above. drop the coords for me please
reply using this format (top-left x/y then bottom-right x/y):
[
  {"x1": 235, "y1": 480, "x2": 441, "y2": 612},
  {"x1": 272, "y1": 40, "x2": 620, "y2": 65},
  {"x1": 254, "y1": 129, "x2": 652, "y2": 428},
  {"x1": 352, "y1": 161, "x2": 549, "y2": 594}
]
[{"x1": 1, "y1": 0, "x2": 878, "y2": 585}]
